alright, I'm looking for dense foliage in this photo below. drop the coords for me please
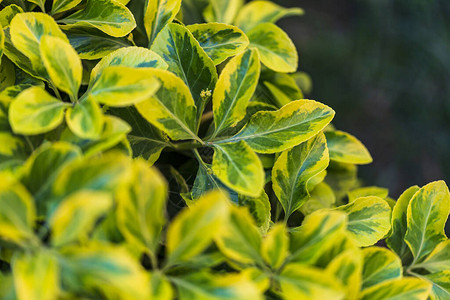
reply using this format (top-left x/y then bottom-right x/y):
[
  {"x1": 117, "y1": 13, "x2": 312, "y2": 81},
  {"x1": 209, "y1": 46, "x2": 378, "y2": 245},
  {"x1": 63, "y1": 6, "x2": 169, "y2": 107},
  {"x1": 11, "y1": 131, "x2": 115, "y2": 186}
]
[{"x1": 0, "y1": 0, "x2": 448, "y2": 299}]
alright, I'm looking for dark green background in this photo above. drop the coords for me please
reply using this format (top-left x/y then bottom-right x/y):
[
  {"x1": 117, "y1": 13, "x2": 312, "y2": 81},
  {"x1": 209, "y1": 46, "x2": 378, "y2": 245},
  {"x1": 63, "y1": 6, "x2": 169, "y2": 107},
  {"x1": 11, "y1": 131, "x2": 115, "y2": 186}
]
[{"x1": 275, "y1": 0, "x2": 450, "y2": 197}]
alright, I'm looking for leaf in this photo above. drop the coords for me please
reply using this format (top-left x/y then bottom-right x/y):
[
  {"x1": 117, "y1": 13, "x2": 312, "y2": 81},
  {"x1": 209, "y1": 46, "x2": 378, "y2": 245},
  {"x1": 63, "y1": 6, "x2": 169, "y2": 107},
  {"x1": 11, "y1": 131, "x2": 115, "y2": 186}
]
[
  {"x1": 278, "y1": 263, "x2": 344, "y2": 300},
  {"x1": 59, "y1": 0, "x2": 136, "y2": 37},
  {"x1": 66, "y1": 97, "x2": 104, "y2": 140},
  {"x1": 289, "y1": 210, "x2": 347, "y2": 264},
  {"x1": 144, "y1": 0, "x2": 181, "y2": 46},
  {"x1": 361, "y1": 247, "x2": 402, "y2": 290},
  {"x1": 423, "y1": 271, "x2": 450, "y2": 300},
  {"x1": 172, "y1": 271, "x2": 263, "y2": 300},
  {"x1": 0, "y1": 24, "x2": 4, "y2": 60},
  {"x1": 152, "y1": 23, "x2": 217, "y2": 116},
  {"x1": 235, "y1": 0, "x2": 304, "y2": 32},
  {"x1": 300, "y1": 182, "x2": 336, "y2": 215},
  {"x1": 0, "y1": 132, "x2": 27, "y2": 161},
  {"x1": 214, "y1": 100, "x2": 334, "y2": 153},
  {"x1": 360, "y1": 278, "x2": 431, "y2": 300},
  {"x1": 261, "y1": 223, "x2": 289, "y2": 269},
  {"x1": 212, "y1": 141, "x2": 264, "y2": 197},
  {"x1": 150, "y1": 272, "x2": 173, "y2": 300},
  {"x1": 188, "y1": 23, "x2": 249, "y2": 65},
  {"x1": 414, "y1": 240, "x2": 450, "y2": 273},
  {"x1": 247, "y1": 23, "x2": 297, "y2": 73},
  {"x1": 0, "y1": 4, "x2": 23, "y2": 28},
  {"x1": 325, "y1": 130, "x2": 373, "y2": 165},
  {"x1": 9, "y1": 86, "x2": 69, "y2": 135},
  {"x1": 166, "y1": 190, "x2": 229, "y2": 265},
  {"x1": 386, "y1": 185, "x2": 419, "y2": 258},
  {"x1": 116, "y1": 160, "x2": 167, "y2": 255},
  {"x1": 335, "y1": 196, "x2": 391, "y2": 247},
  {"x1": 405, "y1": 181, "x2": 450, "y2": 264},
  {"x1": 90, "y1": 46, "x2": 168, "y2": 85},
  {"x1": 212, "y1": 48, "x2": 260, "y2": 136},
  {"x1": 348, "y1": 186, "x2": 389, "y2": 203},
  {"x1": 134, "y1": 69, "x2": 200, "y2": 142},
  {"x1": 238, "y1": 191, "x2": 271, "y2": 232},
  {"x1": 10, "y1": 12, "x2": 68, "y2": 79},
  {"x1": 0, "y1": 180, "x2": 36, "y2": 246},
  {"x1": 26, "y1": 0, "x2": 46, "y2": 10},
  {"x1": 257, "y1": 69, "x2": 304, "y2": 107},
  {"x1": 51, "y1": 0, "x2": 82, "y2": 14},
  {"x1": 12, "y1": 250, "x2": 59, "y2": 300},
  {"x1": 87, "y1": 66, "x2": 160, "y2": 107},
  {"x1": 40, "y1": 35, "x2": 82, "y2": 100},
  {"x1": 190, "y1": 162, "x2": 225, "y2": 200},
  {"x1": 272, "y1": 132, "x2": 329, "y2": 218},
  {"x1": 50, "y1": 190, "x2": 112, "y2": 247},
  {"x1": 215, "y1": 205, "x2": 263, "y2": 266},
  {"x1": 203, "y1": 0, "x2": 243, "y2": 24}
]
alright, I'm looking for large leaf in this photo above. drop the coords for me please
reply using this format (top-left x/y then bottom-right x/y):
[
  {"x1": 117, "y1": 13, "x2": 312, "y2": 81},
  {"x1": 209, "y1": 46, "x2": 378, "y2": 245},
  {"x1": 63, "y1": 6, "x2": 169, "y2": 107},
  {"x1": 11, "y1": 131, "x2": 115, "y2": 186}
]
[
  {"x1": 272, "y1": 132, "x2": 329, "y2": 218},
  {"x1": 405, "y1": 181, "x2": 450, "y2": 264},
  {"x1": 203, "y1": 0, "x2": 243, "y2": 24},
  {"x1": 261, "y1": 223, "x2": 289, "y2": 269},
  {"x1": 152, "y1": 23, "x2": 217, "y2": 116},
  {"x1": 166, "y1": 190, "x2": 229, "y2": 265},
  {"x1": 134, "y1": 69, "x2": 200, "y2": 142},
  {"x1": 87, "y1": 66, "x2": 160, "y2": 107},
  {"x1": 423, "y1": 271, "x2": 450, "y2": 300},
  {"x1": 335, "y1": 196, "x2": 391, "y2": 247},
  {"x1": 0, "y1": 4, "x2": 23, "y2": 28},
  {"x1": 59, "y1": 0, "x2": 136, "y2": 37},
  {"x1": 413, "y1": 240, "x2": 450, "y2": 273},
  {"x1": 325, "y1": 130, "x2": 373, "y2": 165},
  {"x1": 144, "y1": 0, "x2": 181, "y2": 46},
  {"x1": 247, "y1": 23, "x2": 297, "y2": 73},
  {"x1": 66, "y1": 97, "x2": 104, "y2": 140},
  {"x1": 188, "y1": 23, "x2": 249, "y2": 65},
  {"x1": 40, "y1": 35, "x2": 82, "y2": 100},
  {"x1": 116, "y1": 160, "x2": 168, "y2": 255},
  {"x1": 235, "y1": 0, "x2": 304, "y2": 32},
  {"x1": 51, "y1": 0, "x2": 82, "y2": 14},
  {"x1": 9, "y1": 86, "x2": 69, "y2": 135},
  {"x1": 361, "y1": 247, "x2": 402, "y2": 290},
  {"x1": 360, "y1": 278, "x2": 431, "y2": 300},
  {"x1": 212, "y1": 141, "x2": 264, "y2": 197},
  {"x1": 212, "y1": 48, "x2": 260, "y2": 136},
  {"x1": 213, "y1": 100, "x2": 334, "y2": 154}
]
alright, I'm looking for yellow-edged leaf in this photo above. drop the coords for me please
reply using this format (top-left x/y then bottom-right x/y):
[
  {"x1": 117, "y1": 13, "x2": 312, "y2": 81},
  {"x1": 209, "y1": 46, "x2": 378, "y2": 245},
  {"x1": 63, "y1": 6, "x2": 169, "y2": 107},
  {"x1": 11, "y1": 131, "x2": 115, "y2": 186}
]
[
  {"x1": 361, "y1": 247, "x2": 402, "y2": 290},
  {"x1": 51, "y1": 0, "x2": 82, "y2": 14},
  {"x1": 325, "y1": 130, "x2": 373, "y2": 165},
  {"x1": 203, "y1": 0, "x2": 243, "y2": 24},
  {"x1": 360, "y1": 278, "x2": 431, "y2": 300},
  {"x1": 145, "y1": 0, "x2": 181, "y2": 46},
  {"x1": 261, "y1": 223, "x2": 289, "y2": 269},
  {"x1": 66, "y1": 97, "x2": 104, "y2": 140},
  {"x1": 326, "y1": 248, "x2": 362, "y2": 299}
]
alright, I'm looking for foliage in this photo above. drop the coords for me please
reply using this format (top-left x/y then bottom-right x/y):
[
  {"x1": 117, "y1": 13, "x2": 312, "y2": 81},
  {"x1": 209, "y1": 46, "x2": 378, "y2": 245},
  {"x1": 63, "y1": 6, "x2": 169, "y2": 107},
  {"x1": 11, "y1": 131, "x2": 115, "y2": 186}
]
[{"x1": 0, "y1": 0, "x2": 448, "y2": 299}]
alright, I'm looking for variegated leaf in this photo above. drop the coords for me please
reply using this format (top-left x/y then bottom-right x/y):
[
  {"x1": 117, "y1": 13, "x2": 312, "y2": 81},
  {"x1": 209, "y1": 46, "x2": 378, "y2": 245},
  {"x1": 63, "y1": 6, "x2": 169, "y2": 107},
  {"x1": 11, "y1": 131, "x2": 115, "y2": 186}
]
[
  {"x1": 144, "y1": 0, "x2": 181, "y2": 46},
  {"x1": 413, "y1": 240, "x2": 450, "y2": 273},
  {"x1": 0, "y1": 4, "x2": 23, "y2": 28},
  {"x1": 361, "y1": 247, "x2": 402, "y2": 290},
  {"x1": 423, "y1": 271, "x2": 450, "y2": 300},
  {"x1": 51, "y1": 0, "x2": 82, "y2": 14},
  {"x1": 300, "y1": 182, "x2": 336, "y2": 215},
  {"x1": 326, "y1": 248, "x2": 362, "y2": 299},
  {"x1": 203, "y1": 0, "x2": 243, "y2": 24},
  {"x1": 348, "y1": 186, "x2": 389, "y2": 203},
  {"x1": 238, "y1": 191, "x2": 271, "y2": 232},
  {"x1": 261, "y1": 223, "x2": 289, "y2": 269},
  {"x1": 360, "y1": 278, "x2": 431, "y2": 300},
  {"x1": 325, "y1": 130, "x2": 372, "y2": 165},
  {"x1": 66, "y1": 97, "x2": 104, "y2": 140}
]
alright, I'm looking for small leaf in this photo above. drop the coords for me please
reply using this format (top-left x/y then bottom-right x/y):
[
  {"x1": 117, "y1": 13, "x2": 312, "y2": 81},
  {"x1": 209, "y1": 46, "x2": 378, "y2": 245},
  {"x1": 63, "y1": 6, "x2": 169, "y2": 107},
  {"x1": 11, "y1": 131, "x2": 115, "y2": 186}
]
[
  {"x1": 348, "y1": 186, "x2": 389, "y2": 202},
  {"x1": 52, "y1": 0, "x2": 82, "y2": 14},
  {"x1": 360, "y1": 278, "x2": 431, "y2": 300},
  {"x1": 238, "y1": 191, "x2": 271, "y2": 232},
  {"x1": 405, "y1": 181, "x2": 450, "y2": 264},
  {"x1": 66, "y1": 97, "x2": 104, "y2": 140},
  {"x1": 59, "y1": 0, "x2": 136, "y2": 37},
  {"x1": 188, "y1": 23, "x2": 249, "y2": 65},
  {"x1": 335, "y1": 196, "x2": 391, "y2": 247},
  {"x1": 325, "y1": 130, "x2": 373, "y2": 165},
  {"x1": 261, "y1": 223, "x2": 289, "y2": 269},
  {"x1": 50, "y1": 190, "x2": 112, "y2": 247},
  {"x1": 88, "y1": 66, "x2": 160, "y2": 107},
  {"x1": 361, "y1": 247, "x2": 402, "y2": 290},
  {"x1": 414, "y1": 240, "x2": 450, "y2": 273},
  {"x1": 203, "y1": 0, "x2": 243, "y2": 24},
  {"x1": 272, "y1": 132, "x2": 329, "y2": 218},
  {"x1": 247, "y1": 23, "x2": 297, "y2": 73},
  {"x1": 166, "y1": 190, "x2": 229, "y2": 265},
  {"x1": 0, "y1": 4, "x2": 23, "y2": 28},
  {"x1": 300, "y1": 182, "x2": 336, "y2": 215},
  {"x1": 9, "y1": 86, "x2": 69, "y2": 135},
  {"x1": 144, "y1": 0, "x2": 181, "y2": 46}
]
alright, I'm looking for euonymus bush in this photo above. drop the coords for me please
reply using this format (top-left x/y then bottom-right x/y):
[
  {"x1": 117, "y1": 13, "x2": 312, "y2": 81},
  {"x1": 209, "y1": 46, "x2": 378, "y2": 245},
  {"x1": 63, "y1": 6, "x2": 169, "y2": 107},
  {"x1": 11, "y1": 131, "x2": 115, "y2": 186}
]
[{"x1": 0, "y1": 0, "x2": 448, "y2": 299}]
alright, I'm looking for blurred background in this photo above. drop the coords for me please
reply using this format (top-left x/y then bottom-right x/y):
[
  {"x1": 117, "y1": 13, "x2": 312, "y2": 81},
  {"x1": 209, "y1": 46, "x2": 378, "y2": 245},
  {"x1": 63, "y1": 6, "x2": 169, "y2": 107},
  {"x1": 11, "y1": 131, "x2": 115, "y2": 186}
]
[{"x1": 275, "y1": 0, "x2": 450, "y2": 198}]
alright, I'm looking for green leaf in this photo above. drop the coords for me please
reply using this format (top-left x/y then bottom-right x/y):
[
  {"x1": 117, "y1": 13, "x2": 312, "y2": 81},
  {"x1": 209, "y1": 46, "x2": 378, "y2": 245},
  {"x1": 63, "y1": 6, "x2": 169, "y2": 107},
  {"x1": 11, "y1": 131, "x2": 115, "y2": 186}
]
[
  {"x1": 360, "y1": 278, "x2": 431, "y2": 300},
  {"x1": 405, "y1": 181, "x2": 450, "y2": 264},
  {"x1": 300, "y1": 182, "x2": 336, "y2": 215},
  {"x1": 116, "y1": 160, "x2": 167, "y2": 255},
  {"x1": 90, "y1": 46, "x2": 167, "y2": 86},
  {"x1": 203, "y1": 0, "x2": 243, "y2": 24},
  {"x1": 12, "y1": 250, "x2": 59, "y2": 300},
  {"x1": 325, "y1": 130, "x2": 373, "y2": 165},
  {"x1": 247, "y1": 23, "x2": 297, "y2": 73},
  {"x1": 278, "y1": 263, "x2": 344, "y2": 300},
  {"x1": 40, "y1": 35, "x2": 82, "y2": 100},
  {"x1": 215, "y1": 205, "x2": 263, "y2": 266},
  {"x1": 212, "y1": 48, "x2": 260, "y2": 136},
  {"x1": 66, "y1": 97, "x2": 104, "y2": 140},
  {"x1": 9, "y1": 86, "x2": 69, "y2": 135},
  {"x1": 59, "y1": 0, "x2": 136, "y2": 37},
  {"x1": 144, "y1": 0, "x2": 181, "y2": 46},
  {"x1": 0, "y1": 24, "x2": 4, "y2": 60},
  {"x1": 26, "y1": 0, "x2": 46, "y2": 11},
  {"x1": 386, "y1": 185, "x2": 419, "y2": 259},
  {"x1": 326, "y1": 248, "x2": 362, "y2": 299},
  {"x1": 88, "y1": 66, "x2": 160, "y2": 107},
  {"x1": 212, "y1": 141, "x2": 264, "y2": 197},
  {"x1": 150, "y1": 272, "x2": 173, "y2": 300},
  {"x1": 361, "y1": 247, "x2": 402, "y2": 290},
  {"x1": 134, "y1": 69, "x2": 200, "y2": 142},
  {"x1": 166, "y1": 190, "x2": 229, "y2": 265},
  {"x1": 238, "y1": 191, "x2": 271, "y2": 232},
  {"x1": 272, "y1": 132, "x2": 329, "y2": 218},
  {"x1": 348, "y1": 186, "x2": 389, "y2": 203},
  {"x1": 0, "y1": 180, "x2": 36, "y2": 246},
  {"x1": 51, "y1": 0, "x2": 82, "y2": 14},
  {"x1": 423, "y1": 271, "x2": 450, "y2": 300},
  {"x1": 257, "y1": 69, "x2": 304, "y2": 107},
  {"x1": 215, "y1": 100, "x2": 334, "y2": 153},
  {"x1": 50, "y1": 190, "x2": 112, "y2": 247},
  {"x1": 151, "y1": 23, "x2": 217, "y2": 117},
  {"x1": 188, "y1": 23, "x2": 249, "y2": 65},
  {"x1": 235, "y1": 0, "x2": 304, "y2": 32},
  {"x1": 0, "y1": 132, "x2": 27, "y2": 161},
  {"x1": 261, "y1": 223, "x2": 289, "y2": 269},
  {"x1": 0, "y1": 4, "x2": 23, "y2": 28},
  {"x1": 414, "y1": 240, "x2": 450, "y2": 273}
]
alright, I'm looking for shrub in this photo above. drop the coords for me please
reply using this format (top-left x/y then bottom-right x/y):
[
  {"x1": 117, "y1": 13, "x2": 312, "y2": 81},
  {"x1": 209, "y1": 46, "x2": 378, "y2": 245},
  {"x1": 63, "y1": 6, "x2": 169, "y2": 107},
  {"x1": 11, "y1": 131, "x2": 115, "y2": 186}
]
[{"x1": 0, "y1": 0, "x2": 448, "y2": 299}]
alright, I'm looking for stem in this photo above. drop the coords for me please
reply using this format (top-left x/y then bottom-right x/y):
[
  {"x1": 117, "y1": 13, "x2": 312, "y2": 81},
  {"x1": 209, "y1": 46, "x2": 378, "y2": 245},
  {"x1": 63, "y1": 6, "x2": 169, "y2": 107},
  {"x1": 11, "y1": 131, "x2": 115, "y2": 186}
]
[
  {"x1": 193, "y1": 148, "x2": 209, "y2": 170},
  {"x1": 147, "y1": 250, "x2": 159, "y2": 271},
  {"x1": 171, "y1": 140, "x2": 203, "y2": 151},
  {"x1": 49, "y1": 81, "x2": 62, "y2": 100}
]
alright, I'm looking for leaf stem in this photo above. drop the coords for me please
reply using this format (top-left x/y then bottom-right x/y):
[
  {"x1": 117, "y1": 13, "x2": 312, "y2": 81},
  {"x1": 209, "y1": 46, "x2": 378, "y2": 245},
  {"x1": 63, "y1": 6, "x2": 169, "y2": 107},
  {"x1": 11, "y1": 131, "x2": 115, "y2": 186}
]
[
  {"x1": 171, "y1": 140, "x2": 204, "y2": 151},
  {"x1": 49, "y1": 81, "x2": 62, "y2": 100}
]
